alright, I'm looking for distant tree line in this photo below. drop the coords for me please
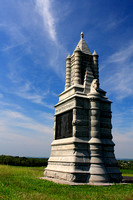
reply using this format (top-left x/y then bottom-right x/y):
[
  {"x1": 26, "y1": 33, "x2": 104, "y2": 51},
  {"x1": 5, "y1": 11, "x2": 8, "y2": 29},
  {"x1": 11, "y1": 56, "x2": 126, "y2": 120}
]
[
  {"x1": 0, "y1": 155, "x2": 132, "y2": 169},
  {"x1": 0, "y1": 155, "x2": 48, "y2": 167},
  {"x1": 117, "y1": 160, "x2": 133, "y2": 170}
]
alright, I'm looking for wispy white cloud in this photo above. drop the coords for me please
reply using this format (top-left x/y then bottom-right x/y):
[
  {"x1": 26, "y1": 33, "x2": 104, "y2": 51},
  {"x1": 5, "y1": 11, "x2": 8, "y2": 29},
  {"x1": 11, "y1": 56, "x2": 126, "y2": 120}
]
[
  {"x1": 106, "y1": 15, "x2": 130, "y2": 30},
  {"x1": 0, "y1": 109, "x2": 53, "y2": 157},
  {"x1": 0, "y1": 119, "x2": 52, "y2": 157},
  {"x1": 0, "y1": 0, "x2": 67, "y2": 78},
  {"x1": 2, "y1": 42, "x2": 25, "y2": 52},
  {"x1": 0, "y1": 101, "x2": 22, "y2": 110},
  {"x1": 36, "y1": 0, "x2": 57, "y2": 43},
  {"x1": 0, "y1": 79, "x2": 54, "y2": 109},
  {"x1": 112, "y1": 109, "x2": 133, "y2": 134},
  {"x1": 0, "y1": 93, "x2": 3, "y2": 98},
  {"x1": 0, "y1": 24, "x2": 27, "y2": 50},
  {"x1": 104, "y1": 66, "x2": 133, "y2": 99},
  {"x1": 107, "y1": 41, "x2": 133, "y2": 63},
  {"x1": 0, "y1": 109, "x2": 53, "y2": 135},
  {"x1": 35, "y1": 0, "x2": 68, "y2": 77},
  {"x1": 113, "y1": 130, "x2": 133, "y2": 159},
  {"x1": 101, "y1": 41, "x2": 133, "y2": 99},
  {"x1": 12, "y1": 82, "x2": 54, "y2": 109}
]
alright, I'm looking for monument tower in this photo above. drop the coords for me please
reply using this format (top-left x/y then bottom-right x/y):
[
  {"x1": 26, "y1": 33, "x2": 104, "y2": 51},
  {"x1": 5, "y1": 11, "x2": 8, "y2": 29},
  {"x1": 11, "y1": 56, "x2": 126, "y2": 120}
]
[{"x1": 44, "y1": 32, "x2": 122, "y2": 184}]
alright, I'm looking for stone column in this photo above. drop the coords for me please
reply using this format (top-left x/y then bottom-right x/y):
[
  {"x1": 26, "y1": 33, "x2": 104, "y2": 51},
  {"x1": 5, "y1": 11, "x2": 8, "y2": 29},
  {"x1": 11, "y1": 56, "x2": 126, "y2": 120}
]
[
  {"x1": 74, "y1": 47, "x2": 81, "y2": 85},
  {"x1": 93, "y1": 50, "x2": 99, "y2": 80},
  {"x1": 88, "y1": 95, "x2": 109, "y2": 183},
  {"x1": 65, "y1": 54, "x2": 71, "y2": 90},
  {"x1": 100, "y1": 101, "x2": 122, "y2": 182}
]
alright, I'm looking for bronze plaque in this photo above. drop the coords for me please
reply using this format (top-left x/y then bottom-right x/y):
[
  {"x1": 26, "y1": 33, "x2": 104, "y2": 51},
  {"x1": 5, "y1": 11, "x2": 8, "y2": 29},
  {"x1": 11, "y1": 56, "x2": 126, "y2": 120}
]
[{"x1": 55, "y1": 110, "x2": 73, "y2": 139}]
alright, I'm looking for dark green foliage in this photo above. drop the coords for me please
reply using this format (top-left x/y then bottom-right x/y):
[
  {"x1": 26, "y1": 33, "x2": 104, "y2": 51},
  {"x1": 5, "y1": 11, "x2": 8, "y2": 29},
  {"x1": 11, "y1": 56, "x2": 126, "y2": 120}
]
[
  {"x1": 0, "y1": 155, "x2": 48, "y2": 167},
  {"x1": 1, "y1": 155, "x2": 133, "y2": 170},
  {"x1": 118, "y1": 160, "x2": 133, "y2": 170}
]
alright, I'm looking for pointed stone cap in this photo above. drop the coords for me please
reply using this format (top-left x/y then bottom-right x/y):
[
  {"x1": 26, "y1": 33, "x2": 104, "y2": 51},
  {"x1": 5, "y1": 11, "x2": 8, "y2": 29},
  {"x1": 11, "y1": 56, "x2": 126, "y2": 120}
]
[
  {"x1": 66, "y1": 53, "x2": 71, "y2": 59},
  {"x1": 73, "y1": 32, "x2": 91, "y2": 55},
  {"x1": 93, "y1": 50, "x2": 98, "y2": 56}
]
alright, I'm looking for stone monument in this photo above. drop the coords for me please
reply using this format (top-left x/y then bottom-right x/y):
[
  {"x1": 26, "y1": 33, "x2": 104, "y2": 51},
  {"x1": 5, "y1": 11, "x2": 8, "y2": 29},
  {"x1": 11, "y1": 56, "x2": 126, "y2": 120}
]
[{"x1": 44, "y1": 32, "x2": 122, "y2": 184}]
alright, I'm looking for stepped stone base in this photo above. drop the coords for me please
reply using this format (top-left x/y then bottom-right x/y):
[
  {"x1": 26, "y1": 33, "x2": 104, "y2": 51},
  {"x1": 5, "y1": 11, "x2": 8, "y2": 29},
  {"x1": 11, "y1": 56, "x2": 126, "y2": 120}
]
[
  {"x1": 44, "y1": 170, "x2": 90, "y2": 183},
  {"x1": 44, "y1": 137, "x2": 122, "y2": 184},
  {"x1": 41, "y1": 177, "x2": 125, "y2": 186}
]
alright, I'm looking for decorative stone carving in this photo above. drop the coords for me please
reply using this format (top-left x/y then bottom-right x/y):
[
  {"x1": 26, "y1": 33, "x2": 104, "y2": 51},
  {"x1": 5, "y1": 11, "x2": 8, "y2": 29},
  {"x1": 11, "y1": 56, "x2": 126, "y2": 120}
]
[{"x1": 90, "y1": 79, "x2": 99, "y2": 93}]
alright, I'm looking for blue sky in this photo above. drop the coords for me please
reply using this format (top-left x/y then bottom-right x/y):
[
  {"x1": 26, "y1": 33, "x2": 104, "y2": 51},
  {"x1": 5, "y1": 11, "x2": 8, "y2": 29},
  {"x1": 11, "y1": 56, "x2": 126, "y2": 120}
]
[{"x1": 0, "y1": 0, "x2": 133, "y2": 158}]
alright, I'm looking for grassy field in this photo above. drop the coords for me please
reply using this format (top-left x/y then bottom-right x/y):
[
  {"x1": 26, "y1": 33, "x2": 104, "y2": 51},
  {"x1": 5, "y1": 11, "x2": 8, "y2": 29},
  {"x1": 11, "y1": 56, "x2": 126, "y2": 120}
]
[{"x1": 0, "y1": 165, "x2": 133, "y2": 200}]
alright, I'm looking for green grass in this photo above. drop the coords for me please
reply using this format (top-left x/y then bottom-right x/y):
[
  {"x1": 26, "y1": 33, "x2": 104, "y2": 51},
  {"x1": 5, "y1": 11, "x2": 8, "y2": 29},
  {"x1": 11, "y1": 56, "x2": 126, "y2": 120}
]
[{"x1": 0, "y1": 165, "x2": 133, "y2": 200}]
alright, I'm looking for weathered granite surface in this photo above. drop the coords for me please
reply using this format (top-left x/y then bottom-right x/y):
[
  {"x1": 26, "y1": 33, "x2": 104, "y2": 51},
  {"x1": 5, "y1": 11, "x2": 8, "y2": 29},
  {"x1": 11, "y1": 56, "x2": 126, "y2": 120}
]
[{"x1": 44, "y1": 32, "x2": 122, "y2": 184}]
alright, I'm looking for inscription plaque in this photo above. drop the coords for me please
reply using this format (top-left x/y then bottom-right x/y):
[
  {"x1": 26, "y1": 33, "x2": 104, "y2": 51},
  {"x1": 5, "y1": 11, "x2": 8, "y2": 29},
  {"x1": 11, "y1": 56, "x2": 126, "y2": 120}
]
[{"x1": 55, "y1": 110, "x2": 73, "y2": 139}]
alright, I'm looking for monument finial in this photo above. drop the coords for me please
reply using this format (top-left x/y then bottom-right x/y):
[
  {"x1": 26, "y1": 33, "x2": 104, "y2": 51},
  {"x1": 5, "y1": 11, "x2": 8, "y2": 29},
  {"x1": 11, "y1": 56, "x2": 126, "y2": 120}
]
[
  {"x1": 93, "y1": 50, "x2": 98, "y2": 56},
  {"x1": 80, "y1": 32, "x2": 84, "y2": 39},
  {"x1": 67, "y1": 53, "x2": 71, "y2": 59}
]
